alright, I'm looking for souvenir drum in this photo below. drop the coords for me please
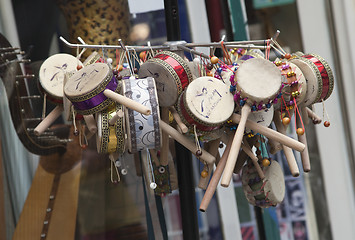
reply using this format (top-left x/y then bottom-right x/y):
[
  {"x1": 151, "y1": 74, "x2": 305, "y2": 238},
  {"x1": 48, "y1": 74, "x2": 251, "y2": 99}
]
[
  {"x1": 290, "y1": 53, "x2": 334, "y2": 106},
  {"x1": 242, "y1": 160, "x2": 285, "y2": 207},
  {"x1": 64, "y1": 62, "x2": 120, "y2": 115},
  {"x1": 39, "y1": 53, "x2": 83, "y2": 104},
  {"x1": 123, "y1": 77, "x2": 160, "y2": 152},
  {"x1": 221, "y1": 57, "x2": 282, "y2": 187},
  {"x1": 96, "y1": 103, "x2": 125, "y2": 154},
  {"x1": 138, "y1": 51, "x2": 193, "y2": 107},
  {"x1": 177, "y1": 76, "x2": 234, "y2": 131}
]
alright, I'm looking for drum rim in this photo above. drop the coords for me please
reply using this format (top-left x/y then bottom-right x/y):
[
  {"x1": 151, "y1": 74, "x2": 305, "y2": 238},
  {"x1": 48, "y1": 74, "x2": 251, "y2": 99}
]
[
  {"x1": 155, "y1": 51, "x2": 194, "y2": 84},
  {"x1": 96, "y1": 103, "x2": 125, "y2": 154},
  {"x1": 308, "y1": 53, "x2": 334, "y2": 101},
  {"x1": 290, "y1": 56, "x2": 322, "y2": 105}
]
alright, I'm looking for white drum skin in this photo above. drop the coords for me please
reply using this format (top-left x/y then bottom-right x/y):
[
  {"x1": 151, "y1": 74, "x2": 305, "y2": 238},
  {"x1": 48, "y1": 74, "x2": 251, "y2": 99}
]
[
  {"x1": 242, "y1": 159, "x2": 285, "y2": 207},
  {"x1": 39, "y1": 53, "x2": 83, "y2": 104}
]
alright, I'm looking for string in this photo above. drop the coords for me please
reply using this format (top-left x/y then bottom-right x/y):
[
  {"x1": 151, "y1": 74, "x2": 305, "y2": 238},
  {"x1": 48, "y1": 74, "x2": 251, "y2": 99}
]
[
  {"x1": 281, "y1": 95, "x2": 291, "y2": 118},
  {"x1": 193, "y1": 125, "x2": 201, "y2": 153},
  {"x1": 71, "y1": 105, "x2": 78, "y2": 134},
  {"x1": 294, "y1": 98, "x2": 305, "y2": 131},
  {"x1": 116, "y1": 49, "x2": 120, "y2": 68},
  {"x1": 322, "y1": 99, "x2": 330, "y2": 121},
  {"x1": 110, "y1": 154, "x2": 121, "y2": 183},
  {"x1": 147, "y1": 149, "x2": 156, "y2": 185}
]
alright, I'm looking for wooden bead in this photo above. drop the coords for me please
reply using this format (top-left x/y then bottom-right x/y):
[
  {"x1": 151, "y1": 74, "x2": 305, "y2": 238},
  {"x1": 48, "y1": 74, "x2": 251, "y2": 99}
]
[
  {"x1": 282, "y1": 117, "x2": 291, "y2": 126},
  {"x1": 284, "y1": 53, "x2": 291, "y2": 59},
  {"x1": 262, "y1": 158, "x2": 270, "y2": 167},
  {"x1": 117, "y1": 65, "x2": 123, "y2": 71},
  {"x1": 210, "y1": 56, "x2": 219, "y2": 64},
  {"x1": 206, "y1": 71, "x2": 214, "y2": 77},
  {"x1": 139, "y1": 51, "x2": 146, "y2": 60},
  {"x1": 296, "y1": 128, "x2": 305, "y2": 135},
  {"x1": 201, "y1": 170, "x2": 208, "y2": 178},
  {"x1": 77, "y1": 65, "x2": 83, "y2": 70},
  {"x1": 324, "y1": 121, "x2": 330, "y2": 127}
]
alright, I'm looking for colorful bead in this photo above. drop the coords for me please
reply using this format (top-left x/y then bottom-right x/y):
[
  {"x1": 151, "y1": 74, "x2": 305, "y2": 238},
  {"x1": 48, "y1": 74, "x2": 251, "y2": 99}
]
[
  {"x1": 324, "y1": 121, "x2": 330, "y2": 127},
  {"x1": 282, "y1": 117, "x2": 291, "y2": 126},
  {"x1": 262, "y1": 158, "x2": 270, "y2": 167},
  {"x1": 139, "y1": 51, "x2": 146, "y2": 60},
  {"x1": 296, "y1": 128, "x2": 305, "y2": 135},
  {"x1": 206, "y1": 63, "x2": 213, "y2": 70},
  {"x1": 230, "y1": 85, "x2": 236, "y2": 92},
  {"x1": 284, "y1": 53, "x2": 291, "y2": 59},
  {"x1": 240, "y1": 99, "x2": 246, "y2": 106},
  {"x1": 210, "y1": 56, "x2": 219, "y2": 64},
  {"x1": 201, "y1": 170, "x2": 208, "y2": 178},
  {"x1": 77, "y1": 65, "x2": 83, "y2": 70}
]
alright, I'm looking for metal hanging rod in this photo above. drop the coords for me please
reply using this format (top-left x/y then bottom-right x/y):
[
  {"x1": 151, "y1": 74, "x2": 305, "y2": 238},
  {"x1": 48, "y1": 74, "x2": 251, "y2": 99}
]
[{"x1": 59, "y1": 31, "x2": 281, "y2": 53}]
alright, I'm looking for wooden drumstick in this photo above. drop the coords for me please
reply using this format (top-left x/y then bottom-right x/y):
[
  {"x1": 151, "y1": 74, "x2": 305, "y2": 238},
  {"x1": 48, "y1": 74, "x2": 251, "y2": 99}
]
[
  {"x1": 103, "y1": 89, "x2": 151, "y2": 115},
  {"x1": 160, "y1": 108, "x2": 170, "y2": 166},
  {"x1": 273, "y1": 111, "x2": 300, "y2": 177},
  {"x1": 199, "y1": 134, "x2": 233, "y2": 212},
  {"x1": 83, "y1": 115, "x2": 97, "y2": 134},
  {"x1": 198, "y1": 138, "x2": 221, "y2": 190},
  {"x1": 297, "y1": 110, "x2": 311, "y2": 172},
  {"x1": 306, "y1": 107, "x2": 322, "y2": 124},
  {"x1": 241, "y1": 137, "x2": 265, "y2": 179},
  {"x1": 221, "y1": 104, "x2": 251, "y2": 187},
  {"x1": 169, "y1": 106, "x2": 188, "y2": 133},
  {"x1": 159, "y1": 120, "x2": 215, "y2": 164},
  {"x1": 34, "y1": 106, "x2": 64, "y2": 136},
  {"x1": 108, "y1": 109, "x2": 124, "y2": 125},
  {"x1": 231, "y1": 113, "x2": 305, "y2": 152}
]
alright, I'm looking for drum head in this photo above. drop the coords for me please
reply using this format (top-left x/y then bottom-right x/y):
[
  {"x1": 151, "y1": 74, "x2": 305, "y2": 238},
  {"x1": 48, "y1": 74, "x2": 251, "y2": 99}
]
[
  {"x1": 264, "y1": 160, "x2": 285, "y2": 204},
  {"x1": 64, "y1": 62, "x2": 110, "y2": 98},
  {"x1": 185, "y1": 76, "x2": 234, "y2": 125},
  {"x1": 236, "y1": 58, "x2": 282, "y2": 104},
  {"x1": 39, "y1": 53, "x2": 82, "y2": 98},
  {"x1": 138, "y1": 60, "x2": 179, "y2": 107}
]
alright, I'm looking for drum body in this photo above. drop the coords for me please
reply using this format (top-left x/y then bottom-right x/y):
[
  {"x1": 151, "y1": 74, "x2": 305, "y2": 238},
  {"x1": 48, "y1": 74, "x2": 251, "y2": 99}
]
[
  {"x1": 39, "y1": 53, "x2": 83, "y2": 104},
  {"x1": 290, "y1": 53, "x2": 334, "y2": 106},
  {"x1": 64, "y1": 63, "x2": 120, "y2": 115},
  {"x1": 242, "y1": 160, "x2": 285, "y2": 207},
  {"x1": 96, "y1": 103, "x2": 125, "y2": 154},
  {"x1": 123, "y1": 77, "x2": 161, "y2": 152},
  {"x1": 138, "y1": 51, "x2": 193, "y2": 107}
]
